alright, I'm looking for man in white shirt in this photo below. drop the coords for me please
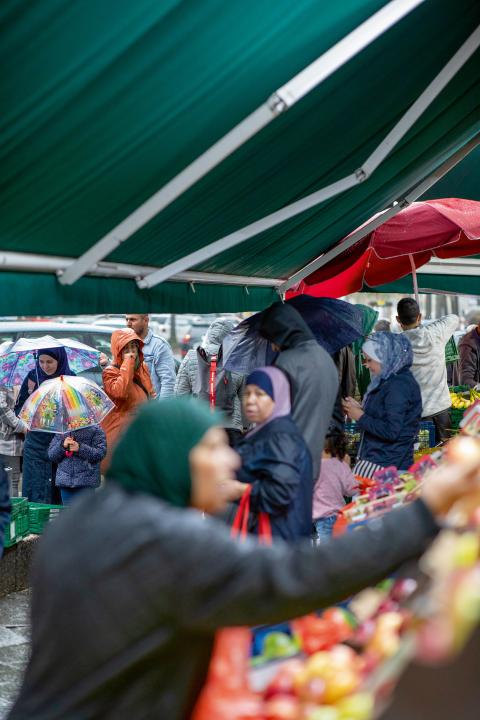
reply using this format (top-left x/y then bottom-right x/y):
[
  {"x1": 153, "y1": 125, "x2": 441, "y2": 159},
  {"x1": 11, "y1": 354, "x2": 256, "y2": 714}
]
[{"x1": 396, "y1": 298, "x2": 459, "y2": 442}]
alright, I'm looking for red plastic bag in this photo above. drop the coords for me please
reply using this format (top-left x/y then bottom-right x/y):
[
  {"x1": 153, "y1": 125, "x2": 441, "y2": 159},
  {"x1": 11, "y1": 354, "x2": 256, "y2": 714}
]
[{"x1": 191, "y1": 486, "x2": 271, "y2": 720}]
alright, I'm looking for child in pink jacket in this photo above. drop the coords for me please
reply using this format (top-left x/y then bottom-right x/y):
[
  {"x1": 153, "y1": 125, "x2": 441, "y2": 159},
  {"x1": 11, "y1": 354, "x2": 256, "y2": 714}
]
[{"x1": 313, "y1": 434, "x2": 358, "y2": 543}]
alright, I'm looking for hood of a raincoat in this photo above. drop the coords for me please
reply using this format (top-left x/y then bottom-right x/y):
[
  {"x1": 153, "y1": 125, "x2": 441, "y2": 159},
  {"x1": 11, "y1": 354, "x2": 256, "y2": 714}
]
[
  {"x1": 202, "y1": 318, "x2": 238, "y2": 356},
  {"x1": 110, "y1": 328, "x2": 144, "y2": 366},
  {"x1": 259, "y1": 302, "x2": 314, "y2": 350}
]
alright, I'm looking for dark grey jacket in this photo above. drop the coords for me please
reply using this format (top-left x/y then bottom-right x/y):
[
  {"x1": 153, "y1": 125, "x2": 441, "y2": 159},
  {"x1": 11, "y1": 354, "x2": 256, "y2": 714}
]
[
  {"x1": 459, "y1": 327, "x2": 480, "y2": 388},
  {"x1": 9, "y1": 484, "x2": 438, "y2": 720},
  {"x1": 47, "y1": 426, "x2": 107, "y2": 488},
  {"x1": 259, "y1": 303, "x2": 339, "y2": 478}
]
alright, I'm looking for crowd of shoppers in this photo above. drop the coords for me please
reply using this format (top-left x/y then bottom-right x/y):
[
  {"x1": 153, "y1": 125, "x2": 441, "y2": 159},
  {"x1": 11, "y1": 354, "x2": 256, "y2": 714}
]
[{"x1": 7, "y1": 397, "x2": 480, "y2": 719}]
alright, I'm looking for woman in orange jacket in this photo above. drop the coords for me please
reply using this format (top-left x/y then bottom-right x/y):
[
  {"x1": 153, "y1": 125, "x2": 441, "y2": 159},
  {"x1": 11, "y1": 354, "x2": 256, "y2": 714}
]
[{"x1": 101, "y1": 328, "x2": 155, "y2": 472}]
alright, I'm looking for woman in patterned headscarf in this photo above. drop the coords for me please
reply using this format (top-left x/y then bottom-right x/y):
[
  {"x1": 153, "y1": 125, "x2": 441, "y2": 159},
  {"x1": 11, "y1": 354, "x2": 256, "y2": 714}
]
[
  {"x1": 343, "y1": 332, "x2": 422, "y2": 471},
  {"x1": 15, "y1": 347, "x2": 75, "y2": 503}
]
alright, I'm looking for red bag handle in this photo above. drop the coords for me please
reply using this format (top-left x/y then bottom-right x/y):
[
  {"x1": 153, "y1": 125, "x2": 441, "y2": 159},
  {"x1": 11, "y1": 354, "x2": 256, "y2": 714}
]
[{"x1": 231, "y1": 485, "x2": 272, "y2": 546}]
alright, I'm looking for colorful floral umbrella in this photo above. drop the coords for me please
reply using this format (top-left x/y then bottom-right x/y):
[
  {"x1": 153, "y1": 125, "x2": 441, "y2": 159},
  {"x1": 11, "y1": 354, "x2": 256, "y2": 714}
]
[
  {"x1": 0, "y1": 335, "x2": 100, "y2": 387},
  {"x1": 19, "y1": 375, "x2": 114, "y2": 434}
]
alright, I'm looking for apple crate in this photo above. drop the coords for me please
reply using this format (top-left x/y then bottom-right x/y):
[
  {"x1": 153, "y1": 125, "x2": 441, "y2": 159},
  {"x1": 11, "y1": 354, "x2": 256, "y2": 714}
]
[{"x1": 28, "y1": 502, "x2": 64, "y2": 534}]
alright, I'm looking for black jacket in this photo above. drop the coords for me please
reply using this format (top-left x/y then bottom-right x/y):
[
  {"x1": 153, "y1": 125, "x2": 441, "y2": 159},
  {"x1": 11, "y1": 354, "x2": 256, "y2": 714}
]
[
  {"x1": 9, "y1": 484, "x2": 438, "y2": 720},
  {"x1": 234, "y1": 415, "x2": 313, "y2": 541},
  {"x1": 357, "y1": 367, "x2": 422, "y2": 469},
  {"x1": 459, "y1": 327, "x2": 480, "y2": 388},
  {"x1": 259, "y1": 303, "x2": 338, "y2": 478}
]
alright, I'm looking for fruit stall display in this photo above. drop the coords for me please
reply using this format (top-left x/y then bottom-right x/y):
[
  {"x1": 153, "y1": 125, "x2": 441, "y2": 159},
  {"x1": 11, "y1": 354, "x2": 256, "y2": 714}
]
[
  {"x1": 449, "y1": 386, "x2": 480, "y2": 430},
  {"x1": 202, "y1": 408, "x2": 480, "y2": 720}
]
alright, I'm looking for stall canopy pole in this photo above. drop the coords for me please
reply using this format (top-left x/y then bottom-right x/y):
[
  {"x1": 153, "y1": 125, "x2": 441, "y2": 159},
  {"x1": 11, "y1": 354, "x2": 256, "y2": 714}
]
[
  {"x1": 58, "y1": 0, "x2": 424, "y2": 287},
  {"x1": 138, "y1": 25, "x2": 480, "y2": 290},
  {"x1": 409, "y1": 254, "x2": 420, "y2": 304}
]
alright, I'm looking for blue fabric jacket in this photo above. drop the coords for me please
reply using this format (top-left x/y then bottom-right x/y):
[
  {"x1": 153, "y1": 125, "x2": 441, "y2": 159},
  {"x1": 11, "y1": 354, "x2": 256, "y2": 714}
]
[
  {"x1": 48, "y1": 426, "x2": 107, "y2": 488},
  {"x1": 234, "y1": 415, "x2": 313, "y2": 541},
  {"x1": 142, "y1": 329, "x2": 176, "y2": 398},
  {"x1": 0, "y1": 462, "x2": 10, "y2": 557},
  {"x1": 357, "y1": 367, "x2": 422, "y2": 470}
]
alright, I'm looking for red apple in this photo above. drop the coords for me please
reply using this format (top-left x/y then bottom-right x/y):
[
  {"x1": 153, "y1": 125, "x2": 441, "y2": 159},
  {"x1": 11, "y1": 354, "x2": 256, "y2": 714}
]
[{"x1": 298, "y1": 676, "x2": 326, "y2": 704}]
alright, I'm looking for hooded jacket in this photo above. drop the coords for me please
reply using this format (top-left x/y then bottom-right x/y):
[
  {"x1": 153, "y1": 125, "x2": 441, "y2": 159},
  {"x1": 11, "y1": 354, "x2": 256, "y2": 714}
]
[
  {"x1": 101, "y1": 329, "x2": 154, "y2": 471},
  {"x1": 259, "y1": 303, "x2": 338, "y2": 478},
  {"x1": 459, "y1": 326, "x2": 480, "y2": 388},
  {"x1": 175, "y1": 318, "x2": 245, "y2": 429}
]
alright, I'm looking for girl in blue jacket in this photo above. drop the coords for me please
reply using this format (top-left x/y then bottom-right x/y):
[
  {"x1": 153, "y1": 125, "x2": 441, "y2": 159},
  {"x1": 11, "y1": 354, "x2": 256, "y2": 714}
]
[
  {"x1": 343, "y1": 332, "x2": 422, "y2": 471},
  {"x1": 48, "y1": 425, "x2": 107, "y2": 505}
]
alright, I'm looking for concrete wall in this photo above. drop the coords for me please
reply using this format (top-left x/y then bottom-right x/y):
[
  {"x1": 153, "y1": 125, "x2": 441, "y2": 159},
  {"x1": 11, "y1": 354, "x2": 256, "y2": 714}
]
[{"x1": 0, "y1": 537, "x2": 39, "y2": 598}]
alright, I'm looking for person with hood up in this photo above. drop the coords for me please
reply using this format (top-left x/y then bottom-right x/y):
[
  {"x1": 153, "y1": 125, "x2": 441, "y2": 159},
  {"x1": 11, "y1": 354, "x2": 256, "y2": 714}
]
[
  {"x1": 230, "y1": 366, "x2": 313, "y2": 541},
  {"x1": 8, "y1": 398, "x2": 480, "y2": 720},
  {"x1": 101, "y1": 328, "x2": 154, "y2": 471},
  {"x1": 175, "y1": 317, "x2": 245, "y2": 444},
  {"x1": 343, "y1": 332, "x2": 422, "y2": 471},
  {"x1": 15, "y1": 347, "x2": 75, "y2": 503},
  {"x1": 259, "y1": 302, "x2": 338, "y2": 478}
]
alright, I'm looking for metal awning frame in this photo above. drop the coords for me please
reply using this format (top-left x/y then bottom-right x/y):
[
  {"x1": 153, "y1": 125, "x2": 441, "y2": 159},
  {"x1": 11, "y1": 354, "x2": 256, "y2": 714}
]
[
  {"x1": 137, "y1": 23, "x2": 480, "y2": 289},
  {"x1": 58, "y1": 0, "x2": 425, "y2": 287}
]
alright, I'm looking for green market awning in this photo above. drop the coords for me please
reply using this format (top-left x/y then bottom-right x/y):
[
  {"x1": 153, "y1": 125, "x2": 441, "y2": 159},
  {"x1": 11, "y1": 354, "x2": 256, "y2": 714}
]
[{"x1": 1, "y1": 0, "x2": 480, "y2": 314}]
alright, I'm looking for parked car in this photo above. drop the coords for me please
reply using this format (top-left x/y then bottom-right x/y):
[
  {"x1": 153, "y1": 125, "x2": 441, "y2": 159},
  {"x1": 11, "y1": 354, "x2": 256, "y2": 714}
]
[
  {"x1": 178, "y1": 321, "x2": 211, "y2": 358},
  {"x1": 0, "y1": 321, "x2": 116, "y2": 388}
]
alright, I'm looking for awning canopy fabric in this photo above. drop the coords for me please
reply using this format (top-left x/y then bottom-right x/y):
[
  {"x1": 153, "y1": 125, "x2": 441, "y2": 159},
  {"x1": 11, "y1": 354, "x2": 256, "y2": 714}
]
[{"x1": 1, "y1": 0, "x2": 480, "y2": 314}]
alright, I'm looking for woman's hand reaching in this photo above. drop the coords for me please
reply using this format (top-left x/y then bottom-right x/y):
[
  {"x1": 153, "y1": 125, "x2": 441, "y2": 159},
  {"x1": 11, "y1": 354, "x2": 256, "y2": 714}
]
[{"x1": 342, "y1": 396, "x2": 364, "y2": 421}]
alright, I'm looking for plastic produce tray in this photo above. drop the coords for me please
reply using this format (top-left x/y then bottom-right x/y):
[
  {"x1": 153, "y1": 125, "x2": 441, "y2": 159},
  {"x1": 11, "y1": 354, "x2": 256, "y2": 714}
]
[{"x1": 28, "y1": 502, "x2": 64, "y2": 534}]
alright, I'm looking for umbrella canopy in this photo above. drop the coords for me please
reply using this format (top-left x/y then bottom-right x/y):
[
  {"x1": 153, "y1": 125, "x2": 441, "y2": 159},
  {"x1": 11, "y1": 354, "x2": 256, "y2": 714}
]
[
  {"x1": 19, "y1": 375, "x2": 114, "y2": 434},
  {"x1": 0, "y1": 335, "x2": 100, "y2": 387},
  {"x1": 223, "y1": 297, "x2": 364, "y2": 374},
  {"x1": 0, "y1": 1, "x2": 479, "y2": 314},
  {"x1": 291, "y1": 199, "x2": 480, "y2": 298}
]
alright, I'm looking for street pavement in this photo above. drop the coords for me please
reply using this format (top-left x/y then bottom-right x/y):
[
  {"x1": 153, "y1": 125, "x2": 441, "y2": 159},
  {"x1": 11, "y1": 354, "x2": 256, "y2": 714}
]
[{"x1": 0, "y1": 591, "x2": 30, "y2": 718}]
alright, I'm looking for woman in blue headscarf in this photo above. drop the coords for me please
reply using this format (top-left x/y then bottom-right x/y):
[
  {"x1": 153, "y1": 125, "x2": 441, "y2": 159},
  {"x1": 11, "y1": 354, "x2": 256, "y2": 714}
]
[
  {"x1": 15, "y1": 348, "x2": 75, "y2": 503},
  {"x1": 343, "y1": 332, "x2": 422, "y2": 471}
]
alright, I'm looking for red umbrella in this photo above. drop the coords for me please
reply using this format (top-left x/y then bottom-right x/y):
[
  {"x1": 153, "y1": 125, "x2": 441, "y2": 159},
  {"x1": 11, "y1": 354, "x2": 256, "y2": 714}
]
[{"x1": 289, "y1": 199, "x2": 480, "y2": 299}]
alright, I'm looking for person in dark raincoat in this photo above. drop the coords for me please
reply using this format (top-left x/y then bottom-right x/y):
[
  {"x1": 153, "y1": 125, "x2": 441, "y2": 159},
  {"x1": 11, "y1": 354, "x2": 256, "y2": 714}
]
[
  {"x1": 15, "y1": 348, "x2": 75, "y2": 503},
  {"x1": 231, "y1": 367, "x2": 312, "y2": 541},
  {"x1": 259, "y1": 302, "x2": 339, "y2": 478},
  {"x1": 343, "y1": 332, "x2": 422, "y2": 471},
  {"x1": 8, "y1": 398, "x2": 479, "y2": 720}
]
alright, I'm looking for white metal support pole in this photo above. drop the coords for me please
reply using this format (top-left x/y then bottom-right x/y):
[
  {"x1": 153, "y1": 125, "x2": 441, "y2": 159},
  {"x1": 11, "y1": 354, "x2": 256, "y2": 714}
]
[
  {"x1": 409, "y1": 254, "x2": 420, "y2": 304},
  {"x1": 277, "y1": 133, "x2": 480, "y2": 293},
  {"x1": 58, "y1": 0, "x2": 424, "y2": 287},
  {"x1": 139, "y1": 24, "x2": 480, "y2": 290}
]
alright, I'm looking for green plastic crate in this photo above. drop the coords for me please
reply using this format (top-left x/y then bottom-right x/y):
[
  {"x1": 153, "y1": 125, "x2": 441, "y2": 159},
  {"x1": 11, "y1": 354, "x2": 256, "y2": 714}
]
[
  {"x1": 28, "y1": 503, "x2": 64, "y2": 535},
  {"x1": 449, "y1": 385, "x2": 470, "y2": 394},
  {"x1": 3, "y1": 499, "x2": 29, "y2": 548},
  {"x1": 449, "y1": 407, "x2": 466, "y2": 429}
]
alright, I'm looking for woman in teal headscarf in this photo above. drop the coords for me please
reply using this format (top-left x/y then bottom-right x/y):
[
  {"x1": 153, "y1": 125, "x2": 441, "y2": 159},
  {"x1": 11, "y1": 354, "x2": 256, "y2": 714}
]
[{"x1": 9, "y1": 399, "x2": 478, "y2": 720}]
